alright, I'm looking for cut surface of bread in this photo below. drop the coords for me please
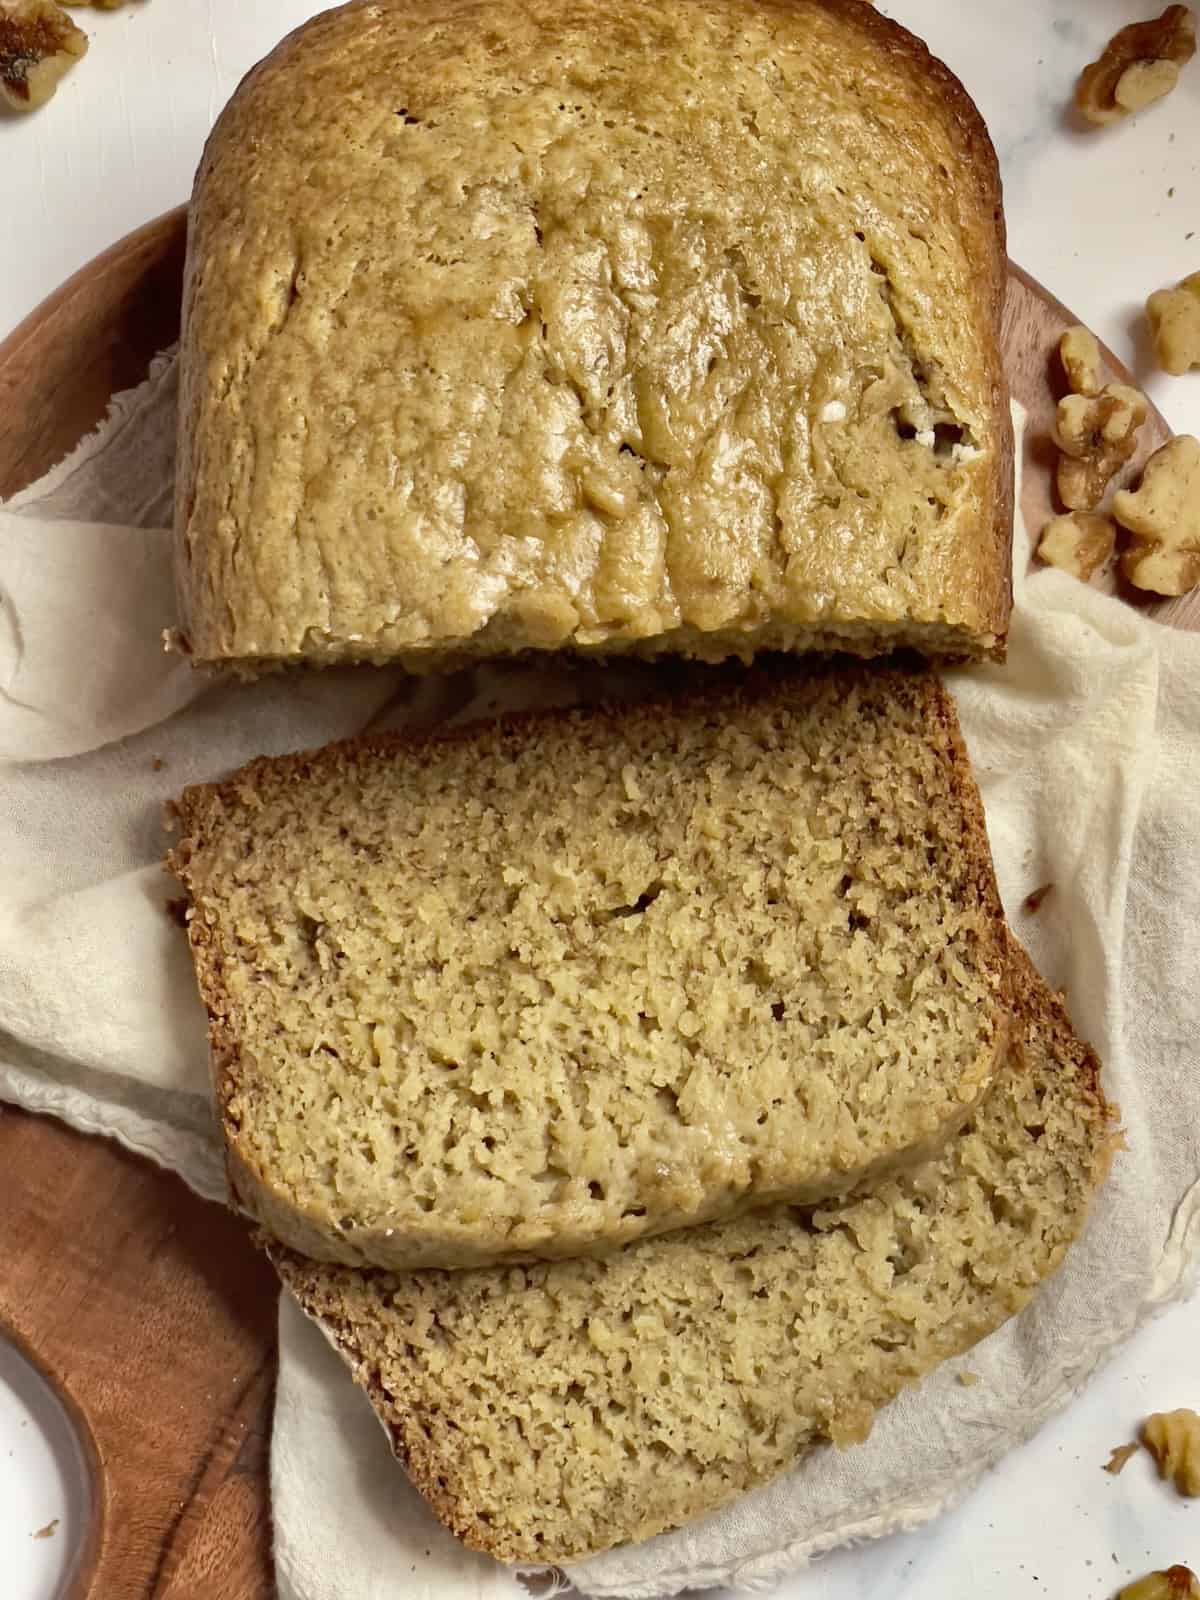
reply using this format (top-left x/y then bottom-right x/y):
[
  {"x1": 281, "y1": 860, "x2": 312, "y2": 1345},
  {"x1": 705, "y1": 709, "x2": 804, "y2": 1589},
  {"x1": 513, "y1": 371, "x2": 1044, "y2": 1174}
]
[
  {"x1": 175, "y1": 0, "x2": 1012, "y2": 672},
  {"x1": 272, "y1": 942, "x2": 1116, "y2": 1564},
  {"x1": 168, "y1": 665, "x2": 1008, "y2": 1270}
]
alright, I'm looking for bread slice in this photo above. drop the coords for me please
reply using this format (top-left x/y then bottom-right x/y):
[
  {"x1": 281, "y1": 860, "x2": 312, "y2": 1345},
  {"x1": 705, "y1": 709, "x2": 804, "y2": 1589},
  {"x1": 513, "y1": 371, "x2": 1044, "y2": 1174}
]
[
  {"x1": 272, "y1": 942, "x2": 1116, "y2": 1564},
  {"x1": 175, "y1": 0, "x2": 1012, "y2": 672},
  {"x1": 168, "y1": 665, "x2": 1008, "y2": 1270}
]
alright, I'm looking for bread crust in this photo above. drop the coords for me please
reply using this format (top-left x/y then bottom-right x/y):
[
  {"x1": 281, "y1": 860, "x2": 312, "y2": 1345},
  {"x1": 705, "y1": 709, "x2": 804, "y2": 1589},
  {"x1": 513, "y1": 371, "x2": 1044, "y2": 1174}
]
[
  {"x1": 175, "y1": 0, "x2": 1012, "y2": 669},
  {"x1": 766, "y1": 0, "x2": 1014, "y2": 651}
]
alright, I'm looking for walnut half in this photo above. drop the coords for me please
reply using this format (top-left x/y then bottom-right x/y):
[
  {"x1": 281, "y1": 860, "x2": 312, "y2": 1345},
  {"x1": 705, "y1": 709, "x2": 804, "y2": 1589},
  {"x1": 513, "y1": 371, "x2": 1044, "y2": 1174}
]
[
  {"x1": 1142, "y1": 1408, "x2": 1200, "y2": 1496},
  {"x1": 1037, "y1": 512, "x2": 1116, "y2": 581},
  {"x1": 0, "y1": 0, "x2": 88, "y2": 112},
  {"x1": 1147, "y1": 273, "x2": 1200, "y2": 376},
  {"x1": 1060, "y1": 325, "x2": 1105, "y2": 397},
  {"x1": 1118, "y1": 1567, "x2": 1200, "y2": 1600},
  {"x1": 1056, "y1": 384, "x2": 1147, "y2": 511},
  {"x1": 1114, "y1": 435, "x2": 1200, "y2": 597},
  {"x1": 1076, "y1": 5, "x2": 1197, "y2": 125}
]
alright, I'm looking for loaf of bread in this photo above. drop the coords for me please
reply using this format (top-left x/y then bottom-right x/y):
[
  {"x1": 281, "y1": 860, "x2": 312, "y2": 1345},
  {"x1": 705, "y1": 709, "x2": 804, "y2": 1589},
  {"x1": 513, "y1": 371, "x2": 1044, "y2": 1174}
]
[
  {"x1": 272, "y1": 941, "x2": 1115, "y2": 1563},
  {"x1": 175, "y1": 0, "x2": 1012, "y2": 672},
  {"x1": 168, "y1": 665, "x2": 1008, "y2": 1270}
]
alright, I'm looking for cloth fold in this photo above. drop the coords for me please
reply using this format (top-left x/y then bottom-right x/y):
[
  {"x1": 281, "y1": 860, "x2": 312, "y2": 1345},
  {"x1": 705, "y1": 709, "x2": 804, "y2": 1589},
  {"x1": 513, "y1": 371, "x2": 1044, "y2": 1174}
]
[{"x1": 1, "y1": 364, "x2": 1197, "y2": 1600}]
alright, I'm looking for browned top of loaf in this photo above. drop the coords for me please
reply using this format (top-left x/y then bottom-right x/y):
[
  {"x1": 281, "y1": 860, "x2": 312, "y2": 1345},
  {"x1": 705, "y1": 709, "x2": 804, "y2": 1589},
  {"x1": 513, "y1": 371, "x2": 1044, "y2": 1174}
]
[
  {"x1": 168, "y1": 663, "x2": 1009, "y2": 1271},
  {"x1": 272, "y1": 939, "x2": 1116, "y2": 1564},
  {"x1": 175, "y1": 0, "x2": 1011, "y2": 669}
]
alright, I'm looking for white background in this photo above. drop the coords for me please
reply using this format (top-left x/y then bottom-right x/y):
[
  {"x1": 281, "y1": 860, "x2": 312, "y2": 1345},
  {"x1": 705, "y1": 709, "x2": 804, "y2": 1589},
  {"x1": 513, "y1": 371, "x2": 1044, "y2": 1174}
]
[{"x1": 1, "y1": 3, "x2": 1198, "y2": 1598}]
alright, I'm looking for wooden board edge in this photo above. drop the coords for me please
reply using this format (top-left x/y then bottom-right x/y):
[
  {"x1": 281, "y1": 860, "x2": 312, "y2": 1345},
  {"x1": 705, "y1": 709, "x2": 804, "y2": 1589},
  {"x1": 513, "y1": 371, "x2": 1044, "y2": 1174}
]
[{"x1": 0, "y1": 205, "x2": 187, "y2": 500}]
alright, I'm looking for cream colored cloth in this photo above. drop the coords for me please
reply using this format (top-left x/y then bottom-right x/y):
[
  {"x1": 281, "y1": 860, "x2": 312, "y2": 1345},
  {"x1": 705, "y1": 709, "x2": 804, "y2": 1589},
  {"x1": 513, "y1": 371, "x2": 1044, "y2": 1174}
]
[{"x1": 1, "y1": 364, "x2": 1198, "y2": 1600}]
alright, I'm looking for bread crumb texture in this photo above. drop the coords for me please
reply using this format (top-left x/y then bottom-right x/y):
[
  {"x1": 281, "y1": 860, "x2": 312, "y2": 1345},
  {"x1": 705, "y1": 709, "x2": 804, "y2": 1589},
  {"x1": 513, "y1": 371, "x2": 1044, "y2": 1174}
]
[
  {"x1": 170, "y1": 667, "x2": 1008, "y2": 1269},
  {"x1": 176, "y1": 0, "x2": 1011, "y2": 669},
  {"x1": 273, "y1": 942, "x2": 1114, "y2": 1563}
]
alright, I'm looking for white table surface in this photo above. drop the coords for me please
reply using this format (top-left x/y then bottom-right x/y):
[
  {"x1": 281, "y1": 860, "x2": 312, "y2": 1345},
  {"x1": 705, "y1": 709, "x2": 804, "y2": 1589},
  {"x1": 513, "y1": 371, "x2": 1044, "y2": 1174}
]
[{"x1": 1, "y1": 3, "x2": 1197, "y2": 1598}]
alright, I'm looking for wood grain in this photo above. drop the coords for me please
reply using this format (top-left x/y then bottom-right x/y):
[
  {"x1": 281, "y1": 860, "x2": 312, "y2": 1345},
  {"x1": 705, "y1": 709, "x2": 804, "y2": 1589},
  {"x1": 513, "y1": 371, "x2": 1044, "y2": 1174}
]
[
  {"x1": 0, "y1": 1115, "x2": 276, "y2": 1599},
  {"x1": 0, "y1": 209, "x2": 1188, "y2": 1600},
  {"x1": 0, "y1": 208, "x2": 186, "y2": 498}
]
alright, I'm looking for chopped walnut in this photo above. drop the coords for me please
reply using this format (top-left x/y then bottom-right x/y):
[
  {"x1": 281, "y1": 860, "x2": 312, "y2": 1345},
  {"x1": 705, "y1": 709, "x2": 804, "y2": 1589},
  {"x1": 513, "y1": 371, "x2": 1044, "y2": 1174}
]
[
  {"x1": 1114, "y1": 435, "x2": 1200, "y2": 596},
  {"x1": 1104, "y1": 1441, "x2": 1140, "y2": 1475},
  {"x1": 1023, "y1": 882, "x2": 1056, "y2": 913},
  {"x1": 0, "y1": 0, "x2": 87, "y2": 110},
  {"x1": 1037, "y1": 512, "x2": 1116, "y2": 581},
  {"x1": 1147, "y1": 272, "x2": 1200, "y2": 376},
  {"x1": 1118, "y1": 1567, "x2": 1200, "y2": 1600},
  {"x1": 1060, "y1": 325, "x2": 1105, "y2": 396},
  {"x1": 1142, "y1": 1408, "x2": 1200, "y2": 1496},
  {"x1": 1076, "y1": 6, "x2": 1197, "y2": 125},
  {"x1": 1055, "y1": 384, "x2": 1148, "y2": 511}
]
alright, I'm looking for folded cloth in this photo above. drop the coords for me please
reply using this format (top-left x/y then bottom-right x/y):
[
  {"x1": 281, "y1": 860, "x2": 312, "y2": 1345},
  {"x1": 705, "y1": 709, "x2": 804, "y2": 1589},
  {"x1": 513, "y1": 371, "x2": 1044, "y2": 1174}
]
[{"x1": 1, "y1": 365, "x2": 1197, "y2": 1600}]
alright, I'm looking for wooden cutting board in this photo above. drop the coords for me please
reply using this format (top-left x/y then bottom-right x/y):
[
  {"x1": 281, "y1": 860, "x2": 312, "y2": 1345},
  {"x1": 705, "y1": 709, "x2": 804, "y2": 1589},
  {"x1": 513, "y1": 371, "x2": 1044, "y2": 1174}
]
[{"x1": 0, "y1": 206, "x2": 1190, "y2": 1600}]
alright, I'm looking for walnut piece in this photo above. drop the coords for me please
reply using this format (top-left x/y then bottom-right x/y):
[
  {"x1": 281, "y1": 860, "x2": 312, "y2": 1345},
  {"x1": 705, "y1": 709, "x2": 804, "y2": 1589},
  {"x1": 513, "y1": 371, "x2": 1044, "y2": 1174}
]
[
  {"x1": 1142, "y1": 1408, "x2": 1200, "y2": 1495},
  {"x1": 1060, "y1": 325, "x2": 1105, "y2": 396},
  {"x1": 1056, "y1": 384, "x2": 1148, "y2": 511},
  {"x1": 1076, "y1": 6, "x2": 1197, "y2": 124},
  {"x1": 1104, "y1": 1441, "x2": 1140, "y2": 1475},
  {"x1": 1037, "y1": 512, "x2": 1116, "y2": 581},
  {"x1": 1114, "y1": 435, "x2": 1200, "y2": 596},
  {"x1": 0, "y1": 0, "x2": 87, "y2": 111},
  {"x1": 1147, "y1": 272, "x2": 1200, "y2": 376},
  {"x1": 1118, "y1": 1567, "x2": 1200, "y2": 1600}
]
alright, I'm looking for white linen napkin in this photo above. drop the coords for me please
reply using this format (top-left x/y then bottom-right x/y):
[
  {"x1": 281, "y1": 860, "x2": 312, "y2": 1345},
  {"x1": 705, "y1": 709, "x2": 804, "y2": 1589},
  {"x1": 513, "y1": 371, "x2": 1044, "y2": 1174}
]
[{"x1": 1, "y1": 361, "x2": 1198, "y2": 1600}]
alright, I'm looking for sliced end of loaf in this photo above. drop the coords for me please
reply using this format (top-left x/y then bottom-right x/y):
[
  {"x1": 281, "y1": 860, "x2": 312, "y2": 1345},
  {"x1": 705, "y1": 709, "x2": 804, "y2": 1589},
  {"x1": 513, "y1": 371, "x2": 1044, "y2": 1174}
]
[{"x1": 168, "y1": 662, "x2": 1011, "y2": 1270}]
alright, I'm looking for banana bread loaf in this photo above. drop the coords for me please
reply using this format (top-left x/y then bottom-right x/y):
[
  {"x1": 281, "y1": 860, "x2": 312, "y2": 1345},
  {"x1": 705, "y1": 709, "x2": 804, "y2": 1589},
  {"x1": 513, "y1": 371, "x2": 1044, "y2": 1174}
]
[{"x1": 175, "y1": 0, "x2": 1012, "y2": 671}]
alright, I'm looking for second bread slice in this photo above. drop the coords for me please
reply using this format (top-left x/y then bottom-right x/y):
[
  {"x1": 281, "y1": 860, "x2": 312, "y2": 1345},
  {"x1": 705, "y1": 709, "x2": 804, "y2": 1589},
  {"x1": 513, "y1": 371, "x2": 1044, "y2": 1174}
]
[
  {"x1": 272, "y1": 941, "x2": 1115, "y2": 1562},
  {"x1": 169, "y1": 665, "x2": 1008, "y2": 1270}
]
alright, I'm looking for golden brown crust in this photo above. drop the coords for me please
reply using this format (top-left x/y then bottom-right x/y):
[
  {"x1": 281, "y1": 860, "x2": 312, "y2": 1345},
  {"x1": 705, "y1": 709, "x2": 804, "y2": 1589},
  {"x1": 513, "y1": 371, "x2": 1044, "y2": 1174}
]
[
  {"x1": 791, "y1": 0, "x2": 1013, "y2": 654},
  {"x1": 788, "y1": 0, "x2": 1013, "y2": 655},
  {"x1": 176, "y1": 0, "x2": 1012, "y2": 669},
  {"x1": 1002, "y1": 932, "x2": 1114, "y2": 1132},
  {"x1": 286, "y1": 1290, "x2": 485, "y2": 1550},
  {"x1": 924, "y1": 667, "x2": 1014, "y2": 1046}
]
